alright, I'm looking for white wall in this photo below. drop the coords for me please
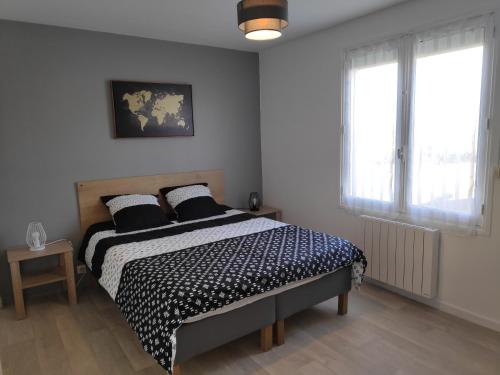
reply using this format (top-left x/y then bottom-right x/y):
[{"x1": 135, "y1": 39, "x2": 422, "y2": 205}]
[{"x1": 260, "y1": 0, "x2": 500, "y2": 331}]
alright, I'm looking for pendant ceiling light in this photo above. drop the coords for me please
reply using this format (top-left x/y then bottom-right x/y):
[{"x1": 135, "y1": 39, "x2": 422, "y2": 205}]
[{"x1": 237, "y1": 0, "x2": 288, "y2": 41}]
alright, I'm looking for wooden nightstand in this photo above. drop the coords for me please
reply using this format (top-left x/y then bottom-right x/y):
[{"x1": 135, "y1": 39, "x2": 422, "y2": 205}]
[
  {"x1": 240, "y1": 206, "x2": 282, "y2": 221},
  {"x1": 7, "y1": 240, "x2": 77, "y2": 319}
]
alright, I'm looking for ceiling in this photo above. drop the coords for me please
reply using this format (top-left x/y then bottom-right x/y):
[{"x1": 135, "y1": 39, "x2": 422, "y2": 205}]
[{"x1": 0, "y1": 0, "x2": 409, "y2": 52}]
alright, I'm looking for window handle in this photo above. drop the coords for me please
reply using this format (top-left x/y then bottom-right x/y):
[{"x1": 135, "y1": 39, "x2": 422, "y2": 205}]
[{"x1": 397, "y1": 147, "x2": 405, "y2": 162}]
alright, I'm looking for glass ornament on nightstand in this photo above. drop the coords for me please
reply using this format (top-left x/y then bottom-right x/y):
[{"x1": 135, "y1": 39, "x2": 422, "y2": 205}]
[
  {"x1": 248, "y1": 192, "x2": 261, "y2": 212},
  {"x1": 26, "y1": 222, "x2": 47, "y2": 251}
]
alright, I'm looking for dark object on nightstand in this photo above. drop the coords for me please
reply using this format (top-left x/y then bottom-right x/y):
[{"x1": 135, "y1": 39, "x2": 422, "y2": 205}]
[{"x1": 248, "y1": 192, "x2": 261, "y2": 211}]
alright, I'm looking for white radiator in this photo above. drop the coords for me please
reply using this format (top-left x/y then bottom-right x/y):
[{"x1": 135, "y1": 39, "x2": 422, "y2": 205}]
[{"x1": 361, "y1": 216, "x2": 440, "y2": 298}]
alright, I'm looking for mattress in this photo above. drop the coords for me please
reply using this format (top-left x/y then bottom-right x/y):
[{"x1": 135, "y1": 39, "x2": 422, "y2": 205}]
[
  {"x1": 81, "y1": 209, "x2": 334, "y2": 322},
  {"x1": 79, "y1": 208, "x2": 366, "y2": 373},
  {"x1": 81, "y1": 209, "x2": 286, "y2": 297},
  {"x1": 185, "y1": 269, "x2": 328, "y2": 323}
]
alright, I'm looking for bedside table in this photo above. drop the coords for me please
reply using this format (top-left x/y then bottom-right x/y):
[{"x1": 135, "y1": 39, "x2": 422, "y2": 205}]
[
  {"x1": 7, "y1": 240, "x2": 77, "y2": 319},
  {"x1": 240, "y1": 206, "x2": 282, "y2": 221}
]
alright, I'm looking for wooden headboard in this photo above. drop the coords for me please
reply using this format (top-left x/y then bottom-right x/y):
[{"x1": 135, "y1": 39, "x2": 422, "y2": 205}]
[{"x1": 76, "y1": 169, "x2": 224, "y2": 233}]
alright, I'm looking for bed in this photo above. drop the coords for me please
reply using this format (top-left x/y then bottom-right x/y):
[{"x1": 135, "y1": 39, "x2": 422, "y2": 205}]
[{"x1": 76, "y1": 170, "x2": 366, "y2": 374}]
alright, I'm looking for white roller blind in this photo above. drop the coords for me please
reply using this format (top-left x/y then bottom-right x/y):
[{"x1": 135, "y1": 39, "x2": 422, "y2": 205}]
[
  {"x1": 349, "y1": 41, "x2": 399, "y2": 68},
  {"x1": 416, "y1": 15, "x2": 489, "y2": 56}
]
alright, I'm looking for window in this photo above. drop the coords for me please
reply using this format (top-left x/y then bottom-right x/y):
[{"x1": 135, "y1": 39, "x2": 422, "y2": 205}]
[
  {"x1": 341, "y1": 15, "x2": 495, "y2": 231},
  {"x1": 343, "y1": 42, "x2": 400, "y2": 214}
]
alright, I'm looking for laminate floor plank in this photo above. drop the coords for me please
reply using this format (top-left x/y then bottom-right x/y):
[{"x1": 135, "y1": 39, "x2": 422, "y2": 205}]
[
  {"x1": 0, "y1": 283, "x2": 498, "y2": 374},
  {"x1": 110, "y1": 325, "x2": 158, "y2": 372},
  {"x1": 1, "y1": 340, "x2": 42, "y2": 375},
  {"x1": 30, "y1": 301, "x2": 72, "y2": 375},
  {"x1": 55, "y1": 311, "x2": 104, "y2": 375},
  {"x1": 89, "y1": 329, "x2": 137, "y2": 375}
]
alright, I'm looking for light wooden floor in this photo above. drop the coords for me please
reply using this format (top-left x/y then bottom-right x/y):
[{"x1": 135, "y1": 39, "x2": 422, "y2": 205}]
[{"x1": 1, "y1": 280, "x2": 499, "y2": 375}]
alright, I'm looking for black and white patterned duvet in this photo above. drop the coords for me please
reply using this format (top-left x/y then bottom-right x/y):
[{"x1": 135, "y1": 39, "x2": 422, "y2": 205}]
[{"x1": 80, "y1": 210, "x2": 366, "y2": 374}]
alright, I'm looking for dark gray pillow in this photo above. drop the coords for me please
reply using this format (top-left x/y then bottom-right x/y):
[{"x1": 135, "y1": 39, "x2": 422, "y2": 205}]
[
  {"x1": 101, "y1": 194, "x2": 171, "y2": 233},
  {"x1": 160, "y1": 184, "x2": 225, "y2": 222}
]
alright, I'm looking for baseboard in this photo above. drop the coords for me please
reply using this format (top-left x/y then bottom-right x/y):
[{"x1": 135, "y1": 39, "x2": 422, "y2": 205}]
[
  {"x1": 366, "y1": 278, "x2": 500, "y2": 333},
  {"x1": 432, "y1": 300, "x2": 500, "y2": 333}
]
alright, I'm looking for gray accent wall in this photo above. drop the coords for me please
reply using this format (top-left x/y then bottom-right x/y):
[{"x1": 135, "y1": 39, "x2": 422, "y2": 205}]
[{"x1": 0, "y1": 20, "x2": 261, "y2": 301}]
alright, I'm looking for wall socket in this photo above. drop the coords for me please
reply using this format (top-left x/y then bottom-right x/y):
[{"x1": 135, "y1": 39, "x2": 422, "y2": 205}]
[{"x1": 76, "y1": 263, "x2": 87, "y2": 275}]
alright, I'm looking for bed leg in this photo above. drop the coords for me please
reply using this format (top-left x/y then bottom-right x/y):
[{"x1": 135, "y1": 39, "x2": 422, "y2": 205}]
[
  {"x1": 172, "y1": 364, "x2": 181, "y2": 375},
  {"x1": 260, "y1": 324, "x2": 273, "y2": 352},
  {"x1": 338, "y1": 293, "x2": 348, "y2": 315},
  {"x1": 275, "y1": 319, "x2": 285, "y2": 346}
]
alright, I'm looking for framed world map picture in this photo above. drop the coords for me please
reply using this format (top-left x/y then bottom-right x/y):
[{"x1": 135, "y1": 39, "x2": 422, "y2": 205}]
[{"x1": 111, "y1": 81, "x2": 194, "y2": 138}]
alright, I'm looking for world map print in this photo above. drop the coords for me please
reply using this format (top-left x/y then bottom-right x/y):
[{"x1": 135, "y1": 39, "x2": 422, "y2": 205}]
[
  {"x1": 122, "y1": 90, "x2": 186, "y2": 131},
  {"x1": 112, "y1": 81, "x2": 194, "y2": 138}
]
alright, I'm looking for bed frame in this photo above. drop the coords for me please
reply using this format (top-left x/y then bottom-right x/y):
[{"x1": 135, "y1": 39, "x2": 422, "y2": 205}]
[{"x1": 76, "y1": 170, "x2": 351, "y2": 375}]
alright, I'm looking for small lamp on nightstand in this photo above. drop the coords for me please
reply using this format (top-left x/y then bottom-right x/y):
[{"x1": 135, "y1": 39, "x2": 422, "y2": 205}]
[
  {"x1": 248, "y1": 192, "x2": 261, "y2": 211},
  {"x1": 26, "y1": 222, "x2": 47, "y2": 251}
]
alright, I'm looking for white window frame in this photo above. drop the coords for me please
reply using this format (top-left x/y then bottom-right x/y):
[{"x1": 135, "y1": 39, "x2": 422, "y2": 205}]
[{"x1": 340, "y1": 14, "x2": 497, "y2": 234}]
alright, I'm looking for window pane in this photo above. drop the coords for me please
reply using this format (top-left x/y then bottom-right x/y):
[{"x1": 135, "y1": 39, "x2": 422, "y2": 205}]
[
  {"x1": 409, "y1": 46, "x2": 484, "y2": 217},
  {"x1": 347, "y1": 62, "x2": 398, "y2": 203}
]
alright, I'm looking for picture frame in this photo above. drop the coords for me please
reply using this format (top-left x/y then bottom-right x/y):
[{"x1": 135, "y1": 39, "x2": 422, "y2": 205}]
[{"x1": 111, "y1": 80, "x2": 194, "y2": 138}]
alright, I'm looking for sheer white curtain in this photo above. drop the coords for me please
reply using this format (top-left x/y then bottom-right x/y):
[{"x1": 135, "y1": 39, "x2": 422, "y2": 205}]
[
  {"x1": 407, "y1": 15, "x2": 492, "y2": 231},
  {"x1": 341, "y1": 15, "x2": 494, "y2": 233},
  {"x1": 342, "y1": 40, "x2": 400, "y2": 215}
]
